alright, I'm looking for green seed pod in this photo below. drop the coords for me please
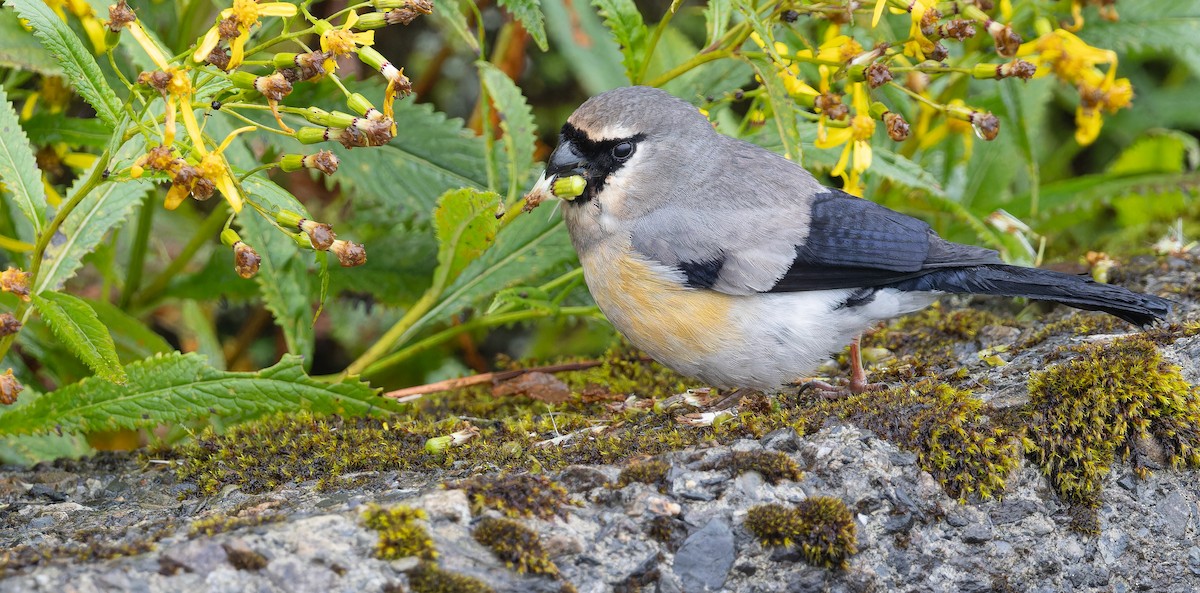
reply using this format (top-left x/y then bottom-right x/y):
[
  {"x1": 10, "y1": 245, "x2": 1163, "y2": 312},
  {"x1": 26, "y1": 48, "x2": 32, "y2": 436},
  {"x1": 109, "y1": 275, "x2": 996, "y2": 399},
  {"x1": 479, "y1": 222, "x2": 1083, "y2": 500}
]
[
  {"x1": 273, "y1": 52, "x2": 300, "y2": 68},
  {"x1": 279, "y1": 154, "x2": 305, "y2": 173},
  {"x1": 355, "y1": 11, "x2": 387, "y2": 29},
  {"x1": 552, "y1": 175, "x2": 587, "y2": 199},
  {"x1": 275, "y1": 209, "x2": 305, "y2": 228},
  {"x1": 347, "y1": 93, "x2": 376, "y2": 116},
  {"x1": 868, "y1": 101, "x2": 890, "y2": 120},
  {"x1": 229, "y1": 72, "x2": 258, "y2": 90},
  {"x1": 296, "y1": 127, "x2": 330, "y2": 145},
  {"x1": 303, "y1": 107, "x2": 356, "y2": 128},
  {"x1": 220, "y1": 228, "x2": 242, "y2": 247},
  {"x1": 972, "y1": 63, "x2": 1001, "y2": 79},
  {"x1": 357, "y1": 46, "x2": 387, "y2": 71}
]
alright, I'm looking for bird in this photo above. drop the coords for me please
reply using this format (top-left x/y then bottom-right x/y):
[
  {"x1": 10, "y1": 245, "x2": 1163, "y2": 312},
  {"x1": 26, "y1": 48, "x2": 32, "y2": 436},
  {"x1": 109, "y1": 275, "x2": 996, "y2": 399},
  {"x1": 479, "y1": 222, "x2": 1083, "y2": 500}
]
[{"x1": 536, "y1": 86, "x2": 1171, "y2": 394}]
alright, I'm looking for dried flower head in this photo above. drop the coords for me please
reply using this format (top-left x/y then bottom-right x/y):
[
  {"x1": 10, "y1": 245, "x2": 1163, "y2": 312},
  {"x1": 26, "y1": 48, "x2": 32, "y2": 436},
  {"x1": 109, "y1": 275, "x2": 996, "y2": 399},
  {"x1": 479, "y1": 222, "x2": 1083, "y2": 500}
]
[
  {"x1": 815, "y1": 93, "x2": 848, "y2": 121},
  {"x1": 300, "y1": 220, "x2": 336, "y2": 250},
  {"x1": 106, "y1": 0, "x2": 135, "y2": 31},
  {"x1": 938, "y1": 19, "x2": 976, "y2": 40},
  {"x1": 780, "y1": 9, "x2": 799, "y2": 23},
  {"x1": 233, "y1": 242, "x2": 261, "y2": 279},
  {"x1": 988, "y1": 22, "x2": 1022, "y2": 57},
  {"x1": 864, "y1": 62, "x2": 893, "y2": 89},
  {"x1": 206, "y1": 46, "x2": 231, "y2": 71},
  {"x1": 884, "y1": 112, "x2": 910, "y2": 141},
  {"x1": 304, "y1": 151, "x2": 340, "y2": 175},
  {"x1": 929, "y1": 41, "x2": 950, "y2": 62},
  {"x1": 0, "y1": 369, "x2": 22, "y2": 405},
  {"x1": 137, "y1": 70, "x2": 172, "y2": 92},
  {"x1": 973, "y1": 112, "x2": 1001, "y2": 140},
  {"x1": 0, "y1": 267, "x2": 31, "y2": 302},
  {"x1": 353, "y1": 117, "x2": 395, "y2": 146},
  {"x1": 919, "y1": 7, "x2": 942, "y2": 37},
  {"x1": 217, "y1": 15, "x2": 240, "y2": 39},
  {"x1": 0, "y1": 313, "x2": 20, "y2": 337},
  {"x1": 331, "y1": 240, "x2": 367, "y2": 267}
]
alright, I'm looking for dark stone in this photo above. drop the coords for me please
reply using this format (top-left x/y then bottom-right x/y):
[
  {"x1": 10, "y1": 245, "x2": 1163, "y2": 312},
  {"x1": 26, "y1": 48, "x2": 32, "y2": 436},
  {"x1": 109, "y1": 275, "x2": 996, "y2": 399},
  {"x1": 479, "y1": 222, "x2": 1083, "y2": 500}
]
[
  {"x1": 557, "y1": 465, "x2": 611, "y2": 493},
  {"x1": 884, "y1": 512, "x2": 915, "y2": 534},
  {"x1": 962, "y1": 523, "x2": 993, "y2": 544},
  {"x1": 761, "y1": 428, "x2": 801, "y2": 453},
  {"x1": 1117, "y1": 473, "x2": 1138, "y2": 492},
  {"x1": 944, "y1": 510, "x2": 970, "y2": 528},
  {"x1": 785, "y1": 570, "x2": 827, "y2": 593},
  {"x1": 28, "y1": 485, "x2": 67, "y2": 502},
  {"x1": 673, "y1": 518, "x2": 735, "y2": 592},
  {"x1": 158, "y1": 540, "x2": 227, "y2": 575},
  {"x1": 989, "y1": 499, "x2": 1038, "y2": 524}
]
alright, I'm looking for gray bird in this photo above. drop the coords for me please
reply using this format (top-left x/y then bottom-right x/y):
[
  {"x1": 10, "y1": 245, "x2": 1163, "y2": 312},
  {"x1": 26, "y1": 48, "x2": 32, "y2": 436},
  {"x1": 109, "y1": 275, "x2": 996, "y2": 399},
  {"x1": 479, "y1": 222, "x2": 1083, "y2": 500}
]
[{"x1": 538, "y1": 86, "x2": 1170, "y2": 393}]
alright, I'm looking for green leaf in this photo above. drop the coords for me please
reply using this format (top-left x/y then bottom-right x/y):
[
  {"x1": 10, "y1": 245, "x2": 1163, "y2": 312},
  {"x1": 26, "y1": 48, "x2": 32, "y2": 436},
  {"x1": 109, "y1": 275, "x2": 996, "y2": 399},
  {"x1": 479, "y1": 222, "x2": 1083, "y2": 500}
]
[
  {"x1": 433, "y1": 187, "x2": 502, "y2": 286},
  {"x1": 487, "y1": 286, "x2": 558, "y2": 315},
  {"x1": 478, "y1": 62, "x2": 538, "y2": 201},
  {"x1": 1081, "y1": 0, "x2": 1200, "y2": 77},
  {"x1": 431, "y1": 0, "x2": 479, "y2": 54},
  {"x1": 237, "y1": 177, "x2": 315, "y2": 361},
  {"x1": 498, "y1": 0, "x2": 548, "y2": 51},
  {"x1": 31, "y1": 291, "x2": 126, "y2": 384},
  {"x1": 0, "y1": 353, "x2": 393, "y2": 437},
  {"x1": 36, "y1": 175, "x2": 148, "y2": 294},
  {"x1": 592, "y1": 0, "x2": 648, "y2": 82},
  {"x1": 704, "y1": 0, "x2": 731, "y2": 49},
  {"x1": 333, "y1": 97, "x2": 492, "y2": 221},
  {"x1": 87, "y1": 298, "x2": 172, "y2": 363},
  {"x1": 750, "y1": 60, "x2": 803, "y2": 162},
  {"x1": 871, "y1": 147, "x2": 947, "y2": 197},
  {"x1": 541, "y1": 0, "x2": 626, "y2": 93},
  {"x1": 412, "y1": 211, "x2": 576, "y2": 337},
  {"x1": 5, "y1": 0, "x2": 122, "y2": 128},
  {"x1": 0, "y1": 7, "x2": 61, "y2": 75},
  {"x1": 19, "y1": 112, "x2": 112, "y2": 149},
  {"x1": 0, "y1": 85, "x2": 47, "y2": 241}
]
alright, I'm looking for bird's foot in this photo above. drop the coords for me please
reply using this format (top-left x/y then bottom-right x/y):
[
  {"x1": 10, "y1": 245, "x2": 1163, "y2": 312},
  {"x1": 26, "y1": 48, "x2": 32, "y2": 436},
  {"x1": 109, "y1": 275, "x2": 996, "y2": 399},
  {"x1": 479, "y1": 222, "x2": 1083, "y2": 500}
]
[{"x1": 797, "y1": 379, "x2": 887, "y2": 399}]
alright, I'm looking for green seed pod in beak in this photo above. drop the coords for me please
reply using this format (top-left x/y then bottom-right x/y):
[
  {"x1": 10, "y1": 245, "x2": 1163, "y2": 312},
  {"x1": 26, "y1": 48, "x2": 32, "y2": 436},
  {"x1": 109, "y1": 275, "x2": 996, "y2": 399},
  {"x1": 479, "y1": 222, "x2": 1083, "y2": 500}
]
[{"x1": 552, "y1": 175, "x2": 587, "y2": 200}]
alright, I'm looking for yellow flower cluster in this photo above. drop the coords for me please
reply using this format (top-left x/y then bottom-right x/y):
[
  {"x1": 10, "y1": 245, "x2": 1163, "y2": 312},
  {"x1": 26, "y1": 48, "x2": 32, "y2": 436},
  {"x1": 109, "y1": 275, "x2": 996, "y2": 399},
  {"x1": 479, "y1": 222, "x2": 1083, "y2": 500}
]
[{"x1": 1018, "y1": 29, "x2": 1132, "y2": 145}]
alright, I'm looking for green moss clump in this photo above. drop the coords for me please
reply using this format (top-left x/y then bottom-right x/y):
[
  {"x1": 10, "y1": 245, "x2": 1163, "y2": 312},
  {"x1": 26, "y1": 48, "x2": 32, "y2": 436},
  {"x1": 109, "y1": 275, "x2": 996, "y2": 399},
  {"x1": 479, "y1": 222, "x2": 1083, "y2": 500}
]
[
  {"x1": 614, "y1": 458, "x2": 670, "y2": 489},
  {"x1": 362, "y1": 505, "x2": 437, "y2": 560},
  {"x1": 189, "y1": 512, "x2": 285, "y2": 537},
  {"x1": 836, "y1": 380, "x2": 1020, "y2": 501},
  {"x1": 721, "y1": 450, "x2": 803, "y2": 484},
  {"x1": 744, "y1": 498, "x2": 858, "y2": 570},
  {"x1": 450, "y1": 474, "x2": 574, "y2": 520},
  {"x1": 472, "y1": 517, "x2": 557, "y2": 575},
  {"x1": 1024, "y1": 336, "x2": 1200, "y2": 524},
  {"x1": 408, "y1": 561, "x2": 495, "y2": 593},
  {"x1": 1017, "y1": 312, "x2": 1123, "y2": 349},
  {"x1": 0, "y1": 519, "x2": 176, "y2": 575}
]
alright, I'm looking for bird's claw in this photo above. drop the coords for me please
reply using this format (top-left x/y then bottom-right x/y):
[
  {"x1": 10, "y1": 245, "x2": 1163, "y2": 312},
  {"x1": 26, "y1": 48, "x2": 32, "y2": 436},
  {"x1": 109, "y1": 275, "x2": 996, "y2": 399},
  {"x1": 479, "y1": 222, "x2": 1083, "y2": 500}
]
[{"x1": 797, "y1": 379, "x2": 887, "y2": 399}]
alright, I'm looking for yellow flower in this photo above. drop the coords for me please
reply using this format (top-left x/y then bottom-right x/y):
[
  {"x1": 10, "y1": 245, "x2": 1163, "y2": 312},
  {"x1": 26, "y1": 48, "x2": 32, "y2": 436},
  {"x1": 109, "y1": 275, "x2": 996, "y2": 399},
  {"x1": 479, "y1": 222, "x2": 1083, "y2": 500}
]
[
  {"x1": 44, "y1": 0, "x2": 107, "y2": 53},
  {"x1": 750, "y1": 33, "x2": 819, "y2": 100},
  {"x1": 318, "y1": 11, "x2": 375, "y2": 73},
  {"x1": 1075, "y1": 74, "x2": 1132, "y2": 145},
  {"x1": 1018, "y1": 29, "x2": 1130, "y2": 145},
  {"x1": 815, "y1": 83, "x2": 874, "y2": 196},
  {"x1": 193, "y1": 0, "x2": 298, "y2": 69},
  {"x1": 795, "y1": 35, "x2": 864, "y2": 64},
  {"x1": 163, "y1": 128, "x2": 253, "y2": 211},
  {"x1": 19, "y1": 76, "x2": 71, "y2": 120}
]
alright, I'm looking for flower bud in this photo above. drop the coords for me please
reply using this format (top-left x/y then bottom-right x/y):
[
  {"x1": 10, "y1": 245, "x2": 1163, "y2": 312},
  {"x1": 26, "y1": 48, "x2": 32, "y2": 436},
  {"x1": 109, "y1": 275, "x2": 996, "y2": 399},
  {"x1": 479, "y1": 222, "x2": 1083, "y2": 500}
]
[
  {"x1": 0, "y1": 313, "x2": 21, "y2": 337},
  {"x1": 301, "y1": 220, "x2": 337, "y2": 250},
  {"x1": 355, "y1": 11, "x2": 389, "y2": 30},
  {"x1": 347, "y1": 93, "x2": 377, "y2": 116},
  {"x1": 0, "y1": 267, "x2": 31, "y2": 302},
  {"x1": 330, "y1": 239, "x2": 367, "y2": 267},
  {"x1": 303, "y1": 107, "x2": 357, "y2": 128},
  {"x1": 229, "y1": 72, "x2": 259, "y2": 90},
  {"x1": 275, "y1": 210, "x2": 304, "y2": 228},
  {"x1": 0, "y1": 369, "x2": 22, "y2": 405},
  {"x1": 929, "y1": 41, "x2": 949, "y2": 62},
  {"x1": 296, "y1": 127, "x2": 332, "y2": 144},
  {"x1": 220, "y1": 228, "x2": 243, "y2": 247},
  {"x1": 553, "y1": 175, "x2": 587, "y2": 199}
]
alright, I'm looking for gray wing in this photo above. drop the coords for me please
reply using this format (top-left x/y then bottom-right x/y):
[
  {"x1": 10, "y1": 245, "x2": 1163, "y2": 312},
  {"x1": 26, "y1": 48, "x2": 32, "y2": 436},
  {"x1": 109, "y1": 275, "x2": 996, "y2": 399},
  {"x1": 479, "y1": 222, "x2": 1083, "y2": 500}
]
[{"x1": 629, "y1": 141, "x2": 1001, "y2": 295}]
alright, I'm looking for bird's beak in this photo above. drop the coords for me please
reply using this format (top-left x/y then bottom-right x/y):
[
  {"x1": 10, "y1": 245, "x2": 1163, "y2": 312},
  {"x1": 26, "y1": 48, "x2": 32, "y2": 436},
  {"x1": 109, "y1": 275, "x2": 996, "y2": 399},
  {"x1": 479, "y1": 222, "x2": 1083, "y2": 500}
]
[{"x1": 546, "y1": 139, "x2": 587, "y2": 178}]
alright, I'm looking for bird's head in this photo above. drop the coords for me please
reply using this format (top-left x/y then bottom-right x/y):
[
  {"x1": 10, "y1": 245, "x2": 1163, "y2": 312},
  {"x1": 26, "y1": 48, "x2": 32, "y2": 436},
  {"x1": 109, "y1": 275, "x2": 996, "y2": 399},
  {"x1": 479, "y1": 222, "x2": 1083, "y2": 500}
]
[{"x1": 541, "y1": 86, "x2": 717, "y2": 250}]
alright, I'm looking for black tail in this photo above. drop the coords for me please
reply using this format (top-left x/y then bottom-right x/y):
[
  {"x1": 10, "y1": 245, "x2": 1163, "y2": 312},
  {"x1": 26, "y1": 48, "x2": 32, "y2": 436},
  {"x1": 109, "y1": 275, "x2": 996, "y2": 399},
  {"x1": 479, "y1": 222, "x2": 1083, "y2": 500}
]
[{"x1": 890, "y1": 264, "x2": 1172, "y2": 326}]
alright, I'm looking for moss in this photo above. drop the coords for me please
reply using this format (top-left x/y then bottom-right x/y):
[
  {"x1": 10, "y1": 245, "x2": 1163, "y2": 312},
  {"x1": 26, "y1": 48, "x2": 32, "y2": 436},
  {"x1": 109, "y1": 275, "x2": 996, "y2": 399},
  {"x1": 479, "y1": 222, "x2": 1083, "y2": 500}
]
[
  {"x1": 826, "y1": 380, "x2": 1020, "y2": 501},
  {"x1": 449, "y1": 473, "x2": 574, "y2": 520},
  {"x1": 614, "y1": 458, "x2": 670, "y2": 490},
  {"x1": 188, "y1": 512, "x2": 285, "y2": 537},
  {"x1": 1024, "y1": 336, "x2": 1200, "y2": 527},
  {"x1": 1017, "y1": 312, "x2": 1123, "y2": 349},
  {"x1": 362, "y1": 504, "x2": 437, "y2": 560},
  {"x1": 0, "y1": 518, "x2": 175, "y2": 575},
  {"x1": 408, "y1": 561, "x2": 495, "y2": 593},
  {"x1": 223, "y1": 542, "x2": 268, "y2": 570},
  {"x1": 472, "y1": 517, "x2": 557, "y2": 575},
  {"x1": 744, "y1": 497, "x2": 858, "y2": 570},
  {"x1": 717, "y1": 450, "x2": 803, "y2": 484}
]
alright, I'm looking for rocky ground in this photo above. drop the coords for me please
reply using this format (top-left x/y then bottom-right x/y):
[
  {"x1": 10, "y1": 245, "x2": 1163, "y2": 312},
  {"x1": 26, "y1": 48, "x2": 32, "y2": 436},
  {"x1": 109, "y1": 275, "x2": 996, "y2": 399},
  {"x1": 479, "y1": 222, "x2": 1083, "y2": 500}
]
[{"x1": 1, "y1": 256, "x2": 1199, "y2": 593}]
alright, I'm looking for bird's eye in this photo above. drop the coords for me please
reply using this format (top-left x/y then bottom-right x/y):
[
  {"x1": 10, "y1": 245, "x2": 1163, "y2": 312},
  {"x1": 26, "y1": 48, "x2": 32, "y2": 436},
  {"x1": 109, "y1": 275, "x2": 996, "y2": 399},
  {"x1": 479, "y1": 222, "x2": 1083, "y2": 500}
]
[{"x1": 611, "y1": 141, "x2": 634, "y2": 160}]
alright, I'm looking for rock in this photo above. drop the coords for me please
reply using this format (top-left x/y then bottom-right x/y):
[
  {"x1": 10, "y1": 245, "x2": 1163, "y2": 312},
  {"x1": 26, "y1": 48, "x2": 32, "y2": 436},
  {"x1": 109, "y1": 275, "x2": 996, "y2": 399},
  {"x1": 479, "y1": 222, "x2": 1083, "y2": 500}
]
[
  {"x1": 672, "y1": 518, "x2": 734, "y2": 592},
  {"x1": 265, "y1": 555, "x2": 335, "y2": 593},
  {"x1": 158, "y1": 539, "x2": 227, "y2": 576},
  {"x1": 961, "y1": 523, "x2": 993, "y2": 544},
  {"x1": 416, "y1": 488, "x2": 471, "y2": 523}
]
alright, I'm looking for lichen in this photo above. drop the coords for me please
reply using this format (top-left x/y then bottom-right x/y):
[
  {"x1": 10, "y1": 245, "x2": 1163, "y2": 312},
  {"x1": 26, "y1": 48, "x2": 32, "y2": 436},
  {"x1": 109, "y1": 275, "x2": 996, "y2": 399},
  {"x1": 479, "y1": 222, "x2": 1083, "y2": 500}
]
[
  {"x1": 362, "y1": 504, "x2": 437, "y2": 560},
  {"x1": 1024, "y1": 336, "x2": 1200, "y2": 529},
  {"x1": 614, "y1": 458, "x2": 670, "y2": 490},
  {"x1": 744, "y1": 497, "x2": 858, "y2": 570},
  {"x1": 449, "y1": 474, "x2": 574, "y2": 520},
  {"x1": 472, "y1": 517, "x2": 557, "y2": 575}
]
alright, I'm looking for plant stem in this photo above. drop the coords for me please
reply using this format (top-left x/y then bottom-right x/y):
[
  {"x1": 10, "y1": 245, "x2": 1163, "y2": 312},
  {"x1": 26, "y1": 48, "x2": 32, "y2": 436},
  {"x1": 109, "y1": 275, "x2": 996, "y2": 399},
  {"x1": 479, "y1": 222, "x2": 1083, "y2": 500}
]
[
  {"x1": 363, "y1": 306, "x2": 601, "y2": 378},
  {"x1": 635, "y1": 0, "x2": 685, "y2": 84},
  {"x1": 119, "y1": 192, "x2": 156, "y2": 309},
  {"x1": 132, "y1": 204, "x2": 230, "y2": 309},
  {"x1": 382, "y1": 358, "x2": 611, "y2": 401},
  {"x1": 646, "y1": 49, "x2": 735, "y2": 88}
]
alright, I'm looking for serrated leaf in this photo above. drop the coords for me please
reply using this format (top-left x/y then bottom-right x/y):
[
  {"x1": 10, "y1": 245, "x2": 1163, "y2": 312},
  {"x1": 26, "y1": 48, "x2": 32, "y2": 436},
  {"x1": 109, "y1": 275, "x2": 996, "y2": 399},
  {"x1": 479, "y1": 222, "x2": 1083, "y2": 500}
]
[
  {"x1": 31, "y1": 291, "x2": 126, "y2": 384},
  {"x1": 487, "y1": 286, "x2": 558, "y2": 315},
  {"x1": 541, "y1": 0, "x2": 626, "y2": 93},
  {"x1": 0, "y1": 353, "x2": 394, "y2": 437},
  {"x1": 0, "y1": 7, "x2": 61, "y2": 75},
  {"x1": 5, "y1": 0, "x2": 122, "y2": 128},
  {"x1": 431, "y1": 0, "x2": 479, "y2": 53},
  {"x1": 87, "y1": 298, "x2": 172, "y2": 363},
  {"x1": 37, "y1": 175, "x2": 148, "y2": 294},
  {"x1": 237, "y1": 177, "x2": 315, "y2": 361},
  {"x1": 408, "y1": 211, "x2": 576, "y2": 339},
  {"x1": 703, "y1": 0, "x2": 731, "y2": 49},
  {"x1": 478, "y1": 62, "x2": 538, "y2": 201},
  {"x1": 592, "y1": 0, "x2": 648, "y2": 82},
  {"x1": 0, "y1": 85, "x2": 47, "y2": 241},
  {"x1": 1081, "y1": 0, "x2": 1200, "y2": 77},
  {"x1": 20, "y1": 113, "x2": 111, "y2": 149},
  {"x1": 434, "y1": 187, "x2": 502, "y2": 286},
  {"x1": 498, "y1": 0, "x2": 548, "y2": 51},
  {"x1": 333, "y1": 97, "x2": 491, "y2": 221}
]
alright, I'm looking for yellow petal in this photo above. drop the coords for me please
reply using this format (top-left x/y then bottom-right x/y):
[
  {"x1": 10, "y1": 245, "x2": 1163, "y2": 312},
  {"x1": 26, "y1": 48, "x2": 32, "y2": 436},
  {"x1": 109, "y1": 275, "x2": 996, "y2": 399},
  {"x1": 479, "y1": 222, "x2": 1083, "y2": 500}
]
[
  {"x1": 82, "y1": 18, "x2": 106, "y2": 54},
  {"x1": 62, "y1": 152, "x2": 97, "y2": 170},
  {"x1": 831, "y1": 141, "x2": 853, "y2": 177},
  {"x1": 43, "y1": 177, "x2": 62, "y2": 207},
  {"x1": 345, "y1": 10, "x2": 359, "y2": 27},
  {"x1": 353, "y1": 31, "x2": 375, "y2": 46},
  {"x1": 215, "y1": 169, "x2": 243, "y2": 212},
  {"x1": 258, "y1": 3, "x2": 298, "y2": 16},
  {"x1": 229, "y1": 31, "x2": 247, "y2": 69},
  {"x1": 164, "y1": 184, "x2": 189, "y2": 210},
  {"x1": 852, "y1": 140, "x2": 872, "y2": 172},
  {"x1": 127, "y1": 22, "x2": 171, "y2": 71},
  {"x1": 1074, "y1": 107, "x2": 1102, "y2": 146},
  {"x1": 180, "y1": 98, "x2": 208, "y2": 156},
  {"x1": 192, "y1": 27, "x2": 221, "y2": 62},
  {"x1": 163, "y1": 100, "x2": 177, "y2": 146},
  {"x1": 872, "y1": 0, "x2": 888, "y2": 27},
  {"x1": 815, "y1": 126, "x2": 853, "y2": 149}
]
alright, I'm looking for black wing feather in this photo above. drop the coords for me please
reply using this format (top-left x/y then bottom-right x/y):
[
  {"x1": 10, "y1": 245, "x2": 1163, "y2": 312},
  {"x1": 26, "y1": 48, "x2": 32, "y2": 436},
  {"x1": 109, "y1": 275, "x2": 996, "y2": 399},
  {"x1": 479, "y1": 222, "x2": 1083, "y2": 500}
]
[{"x1": 768, "y1": 189, "x2": 1002, "y2": 292}]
